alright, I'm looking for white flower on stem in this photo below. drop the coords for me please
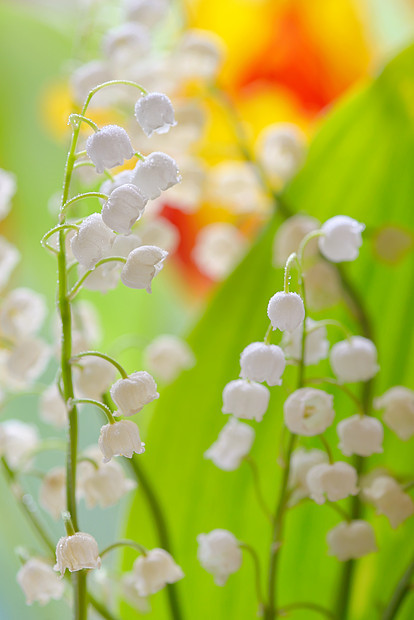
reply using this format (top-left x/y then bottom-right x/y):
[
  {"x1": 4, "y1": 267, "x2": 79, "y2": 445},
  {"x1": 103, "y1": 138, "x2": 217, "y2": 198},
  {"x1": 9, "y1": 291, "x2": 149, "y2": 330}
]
[
  {"x1": 103, "y1": 23, "x2": 151, "y2": 71},
  {"x1": 306, "y1": 461, "x2": 359, "y2": 505},
  {"x1": 319, "y1": 216, "x2": 365, "y2": 263},
  {"x1": 121, "y1": 573, "x2": 151, "y2": 613},
  {"x1": 288, "y1": 448, "x2": 329, "y2": 503},
  {"x1": 222, "y1": 379, "x2": 270, "y2": 422},
  {"x1": 99, "y1": 420, "x2": 145, "y2": 462},
  {"x1": 192, "y1": 223, "x2": 247, "y2": 281},
  {"x1": 131, "y1": 152, "x2": 181, "y2": 200},
  {"x1": 144, "y1": 335, "x2": 195, "y2": 383},
  {"x1": 17, "y1": 558, "x2": 65, "y2": 605},
  {"x1": 86, "y1": 125, "x2": 134, "y2": 174},
  {"x1": 0, "y1": 420, "x2": 39, "y2": 469},
  {"x1": 330, "y1": 336, "x2": 379, "y2": 383},
  {"x1": 175, "y1": 30, "x2": 224, "y2": 81},
  {"x1": 121, "y1": 245, "x2": 168, "y2": 292},
  {"x1": 0, "y1": 288, "x2": 47, "y2": 341},
  {"x1": 71, "y1": 213, "x2": 115, "y2": 270},
  {"x1": 327, "y1": 520, "x2": 377, "y2": 562},
  {"x1": 207, "y1": 161, "x2": 269, "y2": 215},
  {"x1": 72, "y1": 301, "x2": 102, "y2": 348},
  {"x1": 205, "y1": 418, "x2": 255, "y2": 471},
  {"x1": 39, "y1": 468, "x2": 66, "y2": 520},
  {"x1": 39, "y1": 385, "x2": 67, "y2": 428},
  {"x1": 239, "y1": 342, "x2": 286, "y2": 386},
  {"x1": 267, "y1": 292, "x2": 305, "y2": 333},
  {"x1": 100, "y1": 170, "x2": 134, "y2": 197},
  {"x1": 73, "y1": 356, "x2": 116, "y2": 401},
  {"x1": 125, "y1": 0, "x2": 169, "y2": 27},
  {"x1": 70, "y1": 61, "x2": 112, "y2": 108},
  {"x1": 272, "y1": 215, "x2": 320, "y2": 267},
  {"x1": 257, "y1": 123, "x2": 307, "y2": 184},
  {"x1": 304, "y1": 261, "x2": 342, "y2": 311},
  {"x1": 55, "y1": 532, "x2": 101, "y2": 575},
  {"x1": 138, "y1": 217, "x2": 180, "y2": 254},
  {"x1": 7, "y1": 337, "x2": 50, "y2": 385},
  {"x1": 102, "y1": 184, "x2": 147, "y2": 234},
  {"x1": 337, "y1": 415, "x2": 383, "y2": 457},
  {"x1": 166, "y1": 157, "x2": 205, "y2": 213},
  {"x1": 282, "y1": 319, "x2": 329, "y2": 366},
  {"x1": 0, "y1": 168, "x2": 17, "y2": 220},
  {"x1": 374, "y1": 387, "x2": 414, "y2": 440},
  {"x1": 283, "y1": 388, "x2": 335, "y2": 436},
  {"x1": 197, "y1": 529, "x2": 242, "y2": 586},
  {"x1": 0, "y1": 236, "x2": 20, "y2": 289},
  {"x1": 131, "y1": 549, "x2": 184, "y2": 596},
  {"x1": 110, "y1": 371, "x2": 159, "y2": 417},
  {"x1": 364, "y1": 476, "x2": 414, "y2": 529},
  {"x1": 135, "y1": 92, "x2": 177, "y2": 138}
]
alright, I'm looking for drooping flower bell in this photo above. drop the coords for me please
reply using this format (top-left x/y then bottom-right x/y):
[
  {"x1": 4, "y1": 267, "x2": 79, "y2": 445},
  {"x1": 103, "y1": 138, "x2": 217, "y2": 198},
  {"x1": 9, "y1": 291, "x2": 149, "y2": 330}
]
[
  {"x1": 205, "y1": 418, "x2": 255, "y2": 471},
  {"x1": 330, "y1": 336, "x2": 379, "y2": 383},
  {"x1": 282, "y1": 319, "x2": 329, "y2": 366},
  {"x1": 272, "y1": 214, "x2": 320, "y2": 267},
  {"x1": 239, "y1": 342, "x2": 286, "y2": 386},
  {"x1": 0, "y1": 288, "x2": 47, "y2": 341},
  {"x1": 174, "y1": 29, "x2": 224, "y2": 81},
  {"x1": 283, "y1": 388, "x2": 335, "y2": 436},
  {"x1": 327, "y1": 520, "x2": 377, "y2": 561},
  {"x1": 39, "y1": 467, "x2": 66, "y2": 520},
  {"x1": 306, "y1": 461, "x2": 359, "y2": 505},
  {"x1": 197, "y1": 529, "x2": 242, "y2": 586},
  {"x1": 143, "y1": 335, "x2": 195, "y2": 383},
  {"x1": 0, "y1": 419, "x2": 39, "y2": 469},
  {"x1": 374, "y1": 386, "x2": 414, "y2": 440},
  {"x1": 17, "y1": 558, "x2": 65, "y2": 605},
  {"x1": 71, "y1": 213, "x2": 115, "y2": 270},
  {"x1": 337, "y1": 414, "x2": 383, "y2": 457},
  {"x1": 98, "y1": 420, "x2": 145, "y2": 463},
  {"x1": 39, "y1": 384, "x2": 67, "y2": 428},
  {"x1": 110, "y1": 371, "x2": 159, "y2": 417},
  {"x1": 135, "y1": 92, "x2": 177, "y2": 137},
  {"x1": 86, "y1": 125, "x2": 134, "y2": 174},
  {"x1": 222, "y1": 379, "x2": 270, "y2": 422},
  {"x1": 257, "y1": 123, "x2": 307, "y2": 184},
  {"x1": 192, "y1": 223, "x2": 247, "y2": 281},
  {"x1": 121, "y1": 245, "x2": 168, "y2": 292},
  {"x1": 364, "y1": 476, "x2": 414, "y2": 529},
  {"x1": 73, "y1": 356, "x2": 117, "y2": 401},
  {"x1": 125, "y1": 0, "x2": 169, "y2": 27},
  {"x1": 55, "y1": 532, "x2": 101, "y2": 575},
  {"x1": 131, "y1": 152, "x2": 181, "y2": 200},
  {"x1": 131, "y1": 549, "x2": 184, "y2": 596},
  {"x1": 101, "y1": 184, "x2": 147, "y2": 234},
  {"x1": 288, "y1": 448, "x2": 329, "y2": 503},
  {"x1": 267, "y1": 292, "x2": 305, "y2": 333},
  {"x1": 319, "y1": 216, "x2": 365, "y2": 262}
]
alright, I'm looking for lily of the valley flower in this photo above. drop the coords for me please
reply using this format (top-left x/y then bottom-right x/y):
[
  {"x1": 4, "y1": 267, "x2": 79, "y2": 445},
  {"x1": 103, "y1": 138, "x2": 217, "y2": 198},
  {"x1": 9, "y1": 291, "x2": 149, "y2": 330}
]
[
  {"x1": 306, "y1": 461, "x2": 359, "y2": 505},
  {"x1": 205, "y1": 418, "x2": 255, "y2": 471},
  {"x1": 39, "y1": 467, "x2": 66, "y2": 520},
  {"x1": 319, "y1": 215, "x2": 365, "y2": 263},
  {"x1": 55, "y1": 532, "x2": 101, "y2": 575},
  {"x1": 39, "y1": 384, "x2": 67, "y2": 428},
  {"x1": 17, "y1": 558, "x2": 65, "y2": 606},
  {"x1": 144, "y1": 335, "x2": 195, "y2": 383},
  {"x1": 374, "y1": 386, "x2": 414, "y2": 440},
  {"x1": 222, "y1": 379, "x2": 270, "y2": 422},
  {"x1": 327, "y1": 520, "x2": 377, "y2": 561},
  {"x1": 73, "y1": 356, "x2": 117, "y2": 401},
  {"x1": 131, "y1": 549, "x2": 184, "y2": 596},
  {"x1": 121, "y1": 245, "x2": 168, "y2": 292},
  {"x1": 0, "y1": 419, "x2": 39, "y2": 469},
  {"x1": 197, "y1": 529, "x2": 242, "y2": 586},
  {"x1": 282, "y1": 318, "x2": 329, "y2": 366},
  {"x1": 110, "y1": 371, "x2": 159, "y2": 416},
  {"x1": 239, "y1": 342, "x2": 286, "y2": 386},
  {"x1": 283, "y1": 388, "x2": 335, "y2": 436},
  {"x1": 135, "y1": 92, "x2": 176, "y2": 137},
  {"x1": 99, "y1": 420, "x2": 145, "y2": 463},
  {"x1": 288, "y1": 448, "x2": 329, "y2": 503},
  {"x1": 364, "y1": 476, "x2": 414, "y2": 529},
  {"x1": 337, "y1": 414, "x2": 383, "y2": 457},
  {"x1": 86, "y1": 125, "x2": 134, "y2": 174},
  {"x1": 131, "y1": 152, "x2": 181, "y2": 200},
  {"x1": 102, "y1": 184, "x2": 147, "y2": 234},
  {"x1": 71, "y1": 213, "x2": 115, "y2": 270},
  {"x1": 267, "y1": 291, "x2": 305, "y2": 333},
  {"x1": 330, "y1": 336, "x2": 379, "y2": 383},
  {"x1": 0, "y1": 288, "x2": 47, "y2": 341}
]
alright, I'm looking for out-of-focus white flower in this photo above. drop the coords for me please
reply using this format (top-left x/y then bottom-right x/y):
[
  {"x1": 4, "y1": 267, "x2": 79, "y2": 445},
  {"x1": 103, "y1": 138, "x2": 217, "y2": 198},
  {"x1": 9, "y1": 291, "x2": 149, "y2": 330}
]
[
  {"x1": 327, "y1": 520, "x2": 377, "y2": 561},
  {"x1": 99, "y1": 420, "x2": 145, "y2": 462},
  {"x1": 197, "y1": 529, "x2": 242, "y2": 586},
  {"x1": 0, "y1": 168, "x2": 17, "y2": 220},
  {"x1": 71, "y1": 214, "x2": 114, "y2": 270},
  {"x1": 337, "y1": 415, "x2": 383, "y2": 457},
  {"x1": 138, "y1": 218, "x2": 179, "y2": 253},
  {"x1": 70, "y1": 61, "x2": 113, "y2": 108},
  {"x1": 205, "y1": 418, "x2": 255, "y2": 471},
  {"x1": 39, "y1": 467, "x2": 66, "y2": 520},
  {"x1": 144, "y1": 335, "x2": 195, "y2": 383},
  {"x1": 131, "y1": 549, "x2": 184, "y2": 596},
  {"x1": 124, "y1": 0, "x2": 170, "y2": 27},
  {"x1": 0, "y1": 288, "x2": 47, "y2": 341},
  {"x1": 307, "y1": 461, "x2": 358, "y2": 504},
  {"x1": 121, "y1": 245, "x2": 168, "y2": 292},
  {"x1": 135, "y1": 92, "x2": 176, "y2": 137},
  {"x1": 207, "y1": 161, "x2": 269, "y2": 215},
  {"x1": 0, "y1": 419, "x2": 39, "y2": 469},
  {"x1": 267, "y1": 292, "x2": 305, "y2": 333},
  {"x1": 172, "y1": 102, "x2": 206, "y2": 147},
  {"x1": 0, "y1": 236, "x2": 20, "y2": 290},
  {"x1": 175, "y1": 30, "x2": 224, "y2": 81},
  {"x1": 86, "y1": 125, "x2": 134, "y2": 174},
  {"x1": 330, "y1": 336, "x2": 379, "y2": 384},
  {"x1": 257, "y1": 123, "x2": 307, "y2": 184},
  {"x1": 72, "y1": 301, "x2": 102, "y2": 348},
  {"x1": 110, "y1": 371, "x2": 159, "y2": 416},
  {"x1": 222, "y1": 379, "x2": 269, "y2": 422},
  {"x1": 374, "y1": 387, "x2": 414, "y2": 440},
  {"x1": 282, "y1": 319, "x2": 329, "y2": 365},
  {"x1": 103, "y1": 23, "x2": 151, "y2": 71},
  {"x1": 100, "y1": 170, "x2": 134, "y2": 197},
  {"x1": 239, "y1": 342, "x2": 285, "y2": 386},
  {"x1": 39, "y1": 385, "x2": 67, "y2": 429},
  {"x1": 17, "y1": 558, "x2": 65, "y2": 606},
  {"x1": 102, "y1": 184, "x2": 147, "y2": 234},
  {"x1": 284, "y1": 388, "x2": 335, "y2": 436},
  {"x1": 121, "y1": 573, "x2": 151, "y2": 613},
  {"x1": 55, "y1": 532, "x2": 101, "y2": 575},
  {"x1": 131, "y1": 152, "x2": 181, "y2": 200},
  {"x1": 364, "y1": 476, "x2": 414, "y2": 529},
  {"x1": 319, "y1": 216, "x2": 365, "y2": 263},
  {"x1": 272, "y1": 214, "x2": 320, "y2": 267},
  {"x1": 73, "y1": 356, "x2": 116, "y2": 401},
  {"x1": 7, "y1": 337, "x2": 50, "y2": 385},
  {"x1": 304, "y1": 261, "x2": 342, "y2": 311},
  {"x1": 192, "y1": 223, "x2": 247, "y2": 281},
  {"x1": 288, "y1": 448, "x2": 329, "y2": 503},
  {"x1": 165, "y1": 157, "x2": 205, "y2": 213}
]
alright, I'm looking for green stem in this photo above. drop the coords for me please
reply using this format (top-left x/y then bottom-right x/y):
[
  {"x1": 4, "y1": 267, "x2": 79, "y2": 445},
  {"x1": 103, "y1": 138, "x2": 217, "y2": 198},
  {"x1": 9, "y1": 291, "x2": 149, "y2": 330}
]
[
  {"x1": 244, "y1": 456, "x2": 272, "y2": 522},
  {"x1": 67, "y1": 256, "x2": 126, "y2": 300},
  {"x1": 278, "y1": 601, "x2": 336, "y2": 618},
  {"x1": 71, "y1": 398, "x2": 116, "y2": 424},
  {"x1": 239, "y1": 542, "x2": 264, "y2": 609},
  {"x1": 60, "y1": 192, "x2": 108, "y2": 218},
  {"x1": 100, "y1": 539, "x2": 147, "y2": 558},
  {"x1": 381, "y1": 555, "x2": 414, "y2": 620},
  {"x1": 305, "y1": 377, "x2": 364, "y2": 415},
  {"x1": 69, "y1": 113, "x2": 99, "y2": 133},
  {"x1": 82, "y1": 80, "x2": 147, "y2": 112},
  {"x1": 284, "y1": 252, "x2": 299, "y2": 293},
  {"x1": 71, "y1": 351, "x2": 128, "y2": 379}
]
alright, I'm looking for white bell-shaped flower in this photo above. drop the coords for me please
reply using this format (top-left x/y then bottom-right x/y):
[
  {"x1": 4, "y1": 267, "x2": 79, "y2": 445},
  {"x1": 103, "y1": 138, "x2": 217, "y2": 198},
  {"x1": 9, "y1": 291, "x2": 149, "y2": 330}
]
[
  {"x1": 257, "y1": 123, "x2": 307, "y2": 184},
  {"x1": 166, "y1": 157, "x2": 206, "y2": 213},
  {"x1": 55, "y1": 532, "x2": 101, "y2": 575},
  {"x1": 143, "y1": 335, "x2": 195, "y2": 383},
  {"x1": 175, "y1": 29, "x2": 224, "y2": 80},
  {"x1": 330, "y1": 336, "x2": 379, "y2": 383},
  {"x1": 306, "y1": 461, "x2": 359, "y2": 504},
  {"x1": 121, "y1": 573, "x2": 151, "y2": 613},
  {"x1": 98, "y1": 420, "x2": 145, "y2": 463},
  {"x1": 0, "y1": 168, "x2": 17, "y2": 220},
  {"x1": 0, "y1": 288, "x2": 47, "y2": 341},
  {"x1": 6, "y1": 337, "x2": 50, "y2": 386},
  {"x1": 207, "y1": 161, "x2": 269, "y2": 215},
  {"x1": 102, "y1": 184, "x2": 147, "y2": 234},
  {"x1": 71, "y1": 213, "x2": 115, "y2": 270},
  {"x1": 283, "y1": 388, "x2": 335, "y2": 436},
  {"x1": 304, "y1": 261, "x2": 342, "y2": 311},
  {"x1": 73, "y1": 356, "x2": 117, "y2": 401},
  {"x1": 364, "y1": 476, "x2": 414, "y2": 529},
  {"x1": 100, "y1": 170, "x2": 134, "y2": 197},
  {"x1": 39, "y1": 467, "x2": 66, "y2": 520},
  {"x1": 110, "y1": 371, "x2": 159, "y2": 416},
  {"x1": 267, "y1": 291, "x2": 305, "y2": 333},
  {"x1": 205, "y1": 418, "x2": 255, "y2": 471},
  {"x1": 288, "y1": 448, "x2": 329, "y2": 503},
  {"x1": 272, "y1": 214, "x2": 320, "y2": 267},
  {"x1": 39, "y1": 384, "x2": 67, "y2": 428},
  {"x1": 222, "y1": 379, "x2": 270, "y2": 422},
  {"x1": 135, "y1": 92, "x2": 176, "y2": 137},
  {"x1": 192, "y1": 223, "x2": 247, "y2": 281},
  {"x1": 239, "y1": 342, "x2": 285, "y2": 386},
  {"x1": 0, "y1": 236, "x2": 20, "y2": 290},
  {"x1": 132, "y1": 152, "x2": 181, "y2": 200},
  {"x1": 17, "y1": 558, "x2": 65, "y2": 605},
  {"x1": 131, "y1": 549, "x2": 184, "y2": 596},
  {"x1": 125, "y1": 0, "x2": 169, "y2": 27},
  {"x1": 319, "y1": 216, "x2": 365, "y2": 263},
  {"x1": 197, "y1": 529, "x2": 242, "y2": 586},
  {"x1": 121, "y1": 245, "x2": 168, "y2": 292},
  {"x1": 374, "y1": 386, "x2": 414, "y2": 440},
  {"x1": 337, "y1": 415, "x2": 383, "y2": 457},
  {"x1": 103, "y1": 23, "x2": 151, "y2": 71},
  {"x1": 70, "y1": 61, "x2": 113, "y2": 108},
  {"x1": 0, "y1": 419, "x2": 39, "y2": 469},
  {"x1": 282, "y1": 319, "x2": 329, "y2": 366},
  {"x1": 86, "y1": 125, "x2": 134, "y2": 174},
  {"x1": 138, "y1": 217, "x2": 180, "y2": 254},
  {"x1": 327, "y1": 520, "x2": 377, "y2": 561}
]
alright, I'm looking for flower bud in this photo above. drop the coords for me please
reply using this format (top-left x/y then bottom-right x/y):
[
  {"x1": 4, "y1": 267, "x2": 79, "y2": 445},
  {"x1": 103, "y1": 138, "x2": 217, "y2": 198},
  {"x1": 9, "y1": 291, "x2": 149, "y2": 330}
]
[
  {"x1": 257, "y1": 123, "x2": 307, "y2": 184},
  {"x1": 17, "y1": 558, "x2": 65, "y2": 605},
  {"x1": 288, "y1": 448, "x2": 329, "y2": 503},
  {"x1": 283, "y1": 388, "x2": 334, "y2": 436},
  {"x1": 319, "y1": 216, "x2": 365, "y2": 262},
  {"x1": 144, "y1": 335, "x2": 195, "y2": 383},
  {"x1": 282, "y1": 319, "x2": 329, "y2": 366},
  {"x1": 267, "y1": 292, "x2": 305, "y2": 333},
  {"x1": 272, "y1": 215, "x2": 319, "y2": 267},
  {"x1": 86, "y1": 125, "x2": 134, "y2": 174},
  {"x1": 39, "y1": 385, "x2": 67, "y2": 428},
  {"x1": 239, "y1": 342, "x2": 285, "y2": 386},
  {"x1": 205, "y1": 418, "x2": 255, "y2": 471},
  {"x1": 374, "y1": 386, "x2": 414, "y2": 440},
  {"x1": 135, "y1": 92, "x2": 176, "y2": 137},
  {"x1": 74, "y1": 356, "x2": 117, "y2": 401},
  {"x1": 55, "y1": 532, "x2": 101, "y2": 575},
  {"x1": 306, "y1": 462, "x2": 358, "y2": 504},
  {"x1": 132, "y1": 152, "x2": 181, "y2": 200},
  {"x1": 98, "y1": 420, "x2": 145, "y2": 462},
  {"x1": 39, "y1": 467, "x2": 66, "y2": 520},
  {"x1": 222, "y1": 379, "x2": 270, "y2": 422},
  {"x1": 330, "y1": 336, "x2": 378, "y2": 383},
  {"x1": 197, "y1": 529, "x2": 242, "y2": 586},
  {"x1": 71, "y1": 214, "x2": 115, "y2": 270},
  {"x1": 110, "y1": 371, "x2": 159, "y2": 416},
  {"x1": 102, "y1": 184, "x2": 147, "y2": 234},
  {"x1": 0, "y1": 419, "x2": 39, "y2": 469},
  {"x1": 364, "y1": 476, "x2": 414, "y2": 529},
  {"x1": 337, "y1": 415, "x2": 383, "y2": 457},
  {"x1": 192, "y1": 223, "x2": 247, "y2": 281},
  {"x1": 0, "y1": 236, "x2": 20, "y2": 290},
  {"x1": 0, "y1": 288, "x2": 47, "y2": 341},
  {"x1": 131, "y1": 549, "x2": 184, "y2": 596},
  {"x1": 327, "y1": 520, "x2": 377, "y2": 561},
  {"x1": 121, "y1": 245, "x2": 168, "y2": 292}
]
